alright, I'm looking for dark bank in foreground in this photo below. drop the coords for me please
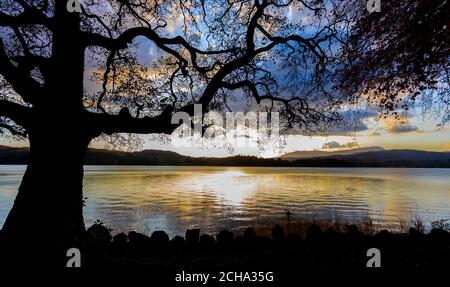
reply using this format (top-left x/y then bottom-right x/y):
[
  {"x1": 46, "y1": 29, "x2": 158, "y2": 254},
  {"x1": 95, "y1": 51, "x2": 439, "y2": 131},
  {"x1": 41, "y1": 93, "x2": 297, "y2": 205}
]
[{"x1": 1, "y1": 222, "x2": 449, "y2": 273}]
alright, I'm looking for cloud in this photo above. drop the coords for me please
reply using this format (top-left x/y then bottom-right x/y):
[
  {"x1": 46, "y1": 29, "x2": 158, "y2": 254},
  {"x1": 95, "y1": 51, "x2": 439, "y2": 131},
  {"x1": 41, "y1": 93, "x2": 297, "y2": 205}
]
[
  {"x1": 443, "y1": 143, "x2": 450, "y2": 151},
  {"x1": 322, "y1": 141, "x2": 359, "y2": 150},
  {"x1": 388, "y1": 124, "x2": 419, "y2": 133},
  {"x1": 326, "y1": 121, "x2": 369, "y2": 136},
  {"x1": 369, "y1": 131, "x2": 382, "y2": 136},
  {"x1": 378, "y1": 116, "x2": 420, "y2": 134},
  {"x1": 324, "y1": 110, "x2": 378, "y2": 136}
]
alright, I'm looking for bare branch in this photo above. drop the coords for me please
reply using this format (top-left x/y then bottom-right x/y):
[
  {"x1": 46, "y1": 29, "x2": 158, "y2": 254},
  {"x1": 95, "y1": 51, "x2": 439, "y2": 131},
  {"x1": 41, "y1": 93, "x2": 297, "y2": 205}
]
[
  {"x1": 0, "y1": 40, "x2": 44, "y2": 104},
  {"x1": 0, "y1": 99, "x2": 30, "y2": 128}
]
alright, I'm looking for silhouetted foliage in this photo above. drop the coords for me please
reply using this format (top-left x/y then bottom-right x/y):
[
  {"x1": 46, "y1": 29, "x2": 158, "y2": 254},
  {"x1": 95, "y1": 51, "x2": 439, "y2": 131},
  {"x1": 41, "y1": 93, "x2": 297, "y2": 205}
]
[{"x1": 339, "y1": 0, "x2": 449, "y2": 123}]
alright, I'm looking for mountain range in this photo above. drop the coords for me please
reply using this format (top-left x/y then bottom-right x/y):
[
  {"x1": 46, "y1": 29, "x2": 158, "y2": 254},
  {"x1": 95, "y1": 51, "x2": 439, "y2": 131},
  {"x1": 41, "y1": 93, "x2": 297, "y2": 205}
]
[
  {"x1": 280, "y1": 146, "x2": 385, "y2": 160},
  {"x1": 0, "y1": 145, "x2": 449, "y2": 168}
]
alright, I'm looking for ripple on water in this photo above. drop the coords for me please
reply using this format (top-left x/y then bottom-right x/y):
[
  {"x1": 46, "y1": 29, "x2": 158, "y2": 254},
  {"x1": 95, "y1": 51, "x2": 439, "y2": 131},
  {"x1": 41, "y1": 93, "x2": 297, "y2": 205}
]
[{"x1": 0, "y1": 166, "x2": 449, "y2": 235}]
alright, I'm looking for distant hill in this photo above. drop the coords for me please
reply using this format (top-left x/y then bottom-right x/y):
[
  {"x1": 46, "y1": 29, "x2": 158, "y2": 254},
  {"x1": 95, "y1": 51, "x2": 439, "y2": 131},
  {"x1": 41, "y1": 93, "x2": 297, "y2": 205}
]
[
  {"x1": 84, "y1": 148, "x2": 191, "y2": 165},
  {"x1": 0, "y1": 145, "x2": 449, "y2": 167},
  {"x1": 280, "y1": 147, "x2": 385, "y2": 160},
  {"x1": 288, "y1": 150, "x2": 450, "y2": 168},
  {"x1": 0, "y1": 145, "x2": 30, "y2": 164},
  {"x1": 0, "y1": 145, "x2": 193, "y2": 165}
]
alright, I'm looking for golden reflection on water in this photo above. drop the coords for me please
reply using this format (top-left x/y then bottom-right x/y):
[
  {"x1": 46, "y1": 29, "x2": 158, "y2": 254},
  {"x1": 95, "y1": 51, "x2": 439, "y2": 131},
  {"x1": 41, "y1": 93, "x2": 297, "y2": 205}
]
[
  {"x1": 79, "y1": 166, "x2": 450, "y2": 237},
  {"x1": 188, "y1": 170, "x2": 256, "y2": 205}
]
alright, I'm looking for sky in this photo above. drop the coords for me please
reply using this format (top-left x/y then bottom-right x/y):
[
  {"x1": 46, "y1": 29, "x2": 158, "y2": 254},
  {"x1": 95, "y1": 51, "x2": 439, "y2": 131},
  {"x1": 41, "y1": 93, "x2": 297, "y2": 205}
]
[
  {"x1": 124, "y1": 112, "x2": 450, "y2": 157},
  {"x1": 0, "y1": 1, "x2": 449, "y2": 157},
  {"x1": 94, "y1": 1, "x2": 448, "y2": 157},
  {"x1": 2, "y1": 110, "x2": 450, "y2": 158},
  {"x1": 2, "y1": 114, "x2": 449, "y2": 158},
  {"x1": 68, "y1": 106, "x2": 450, "y2": 158}
]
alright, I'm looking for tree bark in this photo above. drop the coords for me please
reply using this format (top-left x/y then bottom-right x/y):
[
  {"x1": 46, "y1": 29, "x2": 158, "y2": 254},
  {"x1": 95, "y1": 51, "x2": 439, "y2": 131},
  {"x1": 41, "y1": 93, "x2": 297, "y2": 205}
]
[
  {"x1": 0, "y1": 2, "x2": 94, "y2": 242},
  {"x1": 2, "y1": 127, "x2": 91, "y2": 242}
]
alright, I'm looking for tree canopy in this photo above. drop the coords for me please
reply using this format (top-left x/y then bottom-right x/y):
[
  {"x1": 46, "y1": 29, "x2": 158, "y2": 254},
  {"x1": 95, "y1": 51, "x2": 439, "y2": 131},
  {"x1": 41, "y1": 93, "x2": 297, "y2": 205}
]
[
  {"x1": 0, "y1": 1, "x2": 448, "y2": 142},
  {"x1": 340, "y1": 0, "x2": 449, "y2": 123},
  {"x1": 0, "y1": 0, "x2": 347, "y2": 140}
]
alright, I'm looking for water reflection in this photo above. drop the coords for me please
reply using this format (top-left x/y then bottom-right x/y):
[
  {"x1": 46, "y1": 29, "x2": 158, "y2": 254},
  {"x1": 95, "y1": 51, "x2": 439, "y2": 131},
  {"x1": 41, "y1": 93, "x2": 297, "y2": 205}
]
[
  {"x1": 0, "y1": 166, "x2": 449, "y2": 237},
  {"x1": 81, "y1": 166, "x2": 450, "y2": 237},
  {"x1": 188, "y1": 170, "x2": 256, "y2": 205}
]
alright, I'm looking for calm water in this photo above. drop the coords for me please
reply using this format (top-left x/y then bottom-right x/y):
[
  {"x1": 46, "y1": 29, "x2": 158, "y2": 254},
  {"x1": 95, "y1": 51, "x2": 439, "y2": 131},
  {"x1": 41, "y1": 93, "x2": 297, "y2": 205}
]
[{"x1": 0, "y1": 165, "x2": 449, "y2": 237}]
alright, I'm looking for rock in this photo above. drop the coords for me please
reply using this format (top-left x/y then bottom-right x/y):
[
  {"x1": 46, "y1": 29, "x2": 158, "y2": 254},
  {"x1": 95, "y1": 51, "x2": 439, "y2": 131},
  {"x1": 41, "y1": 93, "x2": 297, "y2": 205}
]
[
  {"x1": 111, "y1": 233, "x2": 128, "y2": 256},
  {"x1": 430, "y1": 228, "x2": 449, "y2": 241},
  {"x1": 112, "y1": 233, "x2": 128, "y2": 246},
  {"x1": 151, "y1": 231, "x2": 169, "y2": 243},
  {"x1": 217, "y1": 230, "x2": 234, "y2": 243},
  {"x1": 271, "y1": 225, "x2": 285, "y2": 241},
  {"x1": 171, "y1": 235, "x2": 185, "y2": 243},
  {"x1": 128, "y1": 231, "x2": 152, "y2": 247},
  {"x1": 374, "y1": 229, "x2": 395, "y2": 241},
  {"x1": 243, "y1": 228, "x2": 257, "y2": 241},
  {"x1": 305, "y1": 224, "x2": 322, "y2": 241},
  {"x1": 186, "y1": 229, "x2": 200, "y2": 243},
  {"x1": 200, "y1": 234, "x2": 216, "y2": 245},
  {"x1": 171, "y1": 235, "x2": 185, "y2": 246},
  {"x1": 323, "y1": 227, "x2": 340, "y2": 241},
  {"x1": 286, "y1": 233, "x2": 302, "y2": 242},
  {"x1": 87, "y1": 223, "x2": 112, "y2": 245},
  {"x1": 127, "y1": 231, "x2": 152, "y2": 256},
  {"x1": 234, "y1": 236, "x2": 244, "y2": 242},
  {"x1": 346, "y1": 224, "x2": 359, "y2": 238},
  {"x1": 408, "y1": 228, "x2": 424, "y2": 240}
]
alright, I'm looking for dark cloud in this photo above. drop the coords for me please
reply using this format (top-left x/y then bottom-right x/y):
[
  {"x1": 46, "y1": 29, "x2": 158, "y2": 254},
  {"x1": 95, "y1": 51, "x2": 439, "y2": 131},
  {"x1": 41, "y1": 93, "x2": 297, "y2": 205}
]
[
  {"x1": 387, "y1": 124, "x2": 419, "y2": 133},
  {"x1": 378, "y1": 115, "x2": 421, "y2": 134},
  {"x1": 326, "y1": 121, "x2": 369, "y2": 135},
  {"x1": 323, "y1": 109, "x2": 378, "y2": 136}
]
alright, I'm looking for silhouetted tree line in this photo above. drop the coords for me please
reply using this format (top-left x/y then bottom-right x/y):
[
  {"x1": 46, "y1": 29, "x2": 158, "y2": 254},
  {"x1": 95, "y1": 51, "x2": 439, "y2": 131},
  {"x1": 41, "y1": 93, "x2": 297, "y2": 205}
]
[{"x1": 1, "y1": 145, "x2": 449, "y2": 167}]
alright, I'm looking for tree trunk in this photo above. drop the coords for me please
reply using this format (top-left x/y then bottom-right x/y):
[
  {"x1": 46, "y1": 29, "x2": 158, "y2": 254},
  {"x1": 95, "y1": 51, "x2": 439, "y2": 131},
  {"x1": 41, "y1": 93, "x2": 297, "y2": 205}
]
[
  {"x1": 2, "y1": 127, "x2": 91, "y2": 242},
  {"x1": 0, "y1": 2, "x2": 92, "y2": 243}
]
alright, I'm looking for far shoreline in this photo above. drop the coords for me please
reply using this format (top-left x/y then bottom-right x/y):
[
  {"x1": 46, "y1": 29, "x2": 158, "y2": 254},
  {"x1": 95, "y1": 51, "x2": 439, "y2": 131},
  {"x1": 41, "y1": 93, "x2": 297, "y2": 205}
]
[
  {"x1": 1, "y1": 164, "x2": 450, "y2": 169},
  {"x1": 1, "y1": 145, "x2": 449, "y2": 168}
]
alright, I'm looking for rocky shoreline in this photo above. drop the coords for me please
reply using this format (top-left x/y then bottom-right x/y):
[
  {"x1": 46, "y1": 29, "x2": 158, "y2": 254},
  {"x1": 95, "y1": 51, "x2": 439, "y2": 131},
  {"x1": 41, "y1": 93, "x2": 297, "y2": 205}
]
[{"x1": 1, "y1": 223, "x2": 449, "y2": 270}]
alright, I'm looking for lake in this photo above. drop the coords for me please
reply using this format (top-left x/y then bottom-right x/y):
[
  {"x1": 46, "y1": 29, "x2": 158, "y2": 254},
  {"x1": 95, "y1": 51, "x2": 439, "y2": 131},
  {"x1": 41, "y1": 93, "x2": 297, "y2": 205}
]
[{"x1": 0, "y1": 165, "x2": 449, "y2": 237}]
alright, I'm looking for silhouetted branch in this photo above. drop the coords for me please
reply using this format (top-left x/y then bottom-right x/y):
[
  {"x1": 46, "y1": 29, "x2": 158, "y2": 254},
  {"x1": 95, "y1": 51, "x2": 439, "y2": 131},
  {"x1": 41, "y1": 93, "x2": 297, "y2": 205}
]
[
  {"x1": 85, "y1": 108, "x2": 176, "y2": 136},
  {"x1": 0, "y1": 100, "x2": 30, "y2": 128},
  {"x1": 0, "y1": 9, "x2": 51, "y2": 28},
  {"x1": 0, "y1": 40, "x2": 43, "y2": 105}
]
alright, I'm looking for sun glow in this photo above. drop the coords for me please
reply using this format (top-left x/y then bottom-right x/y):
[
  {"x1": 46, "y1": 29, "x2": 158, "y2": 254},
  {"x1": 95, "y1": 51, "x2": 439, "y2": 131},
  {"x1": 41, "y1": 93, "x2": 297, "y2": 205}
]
[{"x1": 189, "y1": 170, "x2": 256, "y2": 205}]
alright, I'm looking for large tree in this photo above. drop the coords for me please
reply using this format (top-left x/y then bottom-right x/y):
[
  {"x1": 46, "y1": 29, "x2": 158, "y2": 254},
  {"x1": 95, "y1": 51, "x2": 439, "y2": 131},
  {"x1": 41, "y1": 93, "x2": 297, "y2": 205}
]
[
  {"x1": 0, "y1": 0, "x2": 447, "y2": 242},
  {"x1": 0, "y1": 0, "x2": 346, "y2": 241}
]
